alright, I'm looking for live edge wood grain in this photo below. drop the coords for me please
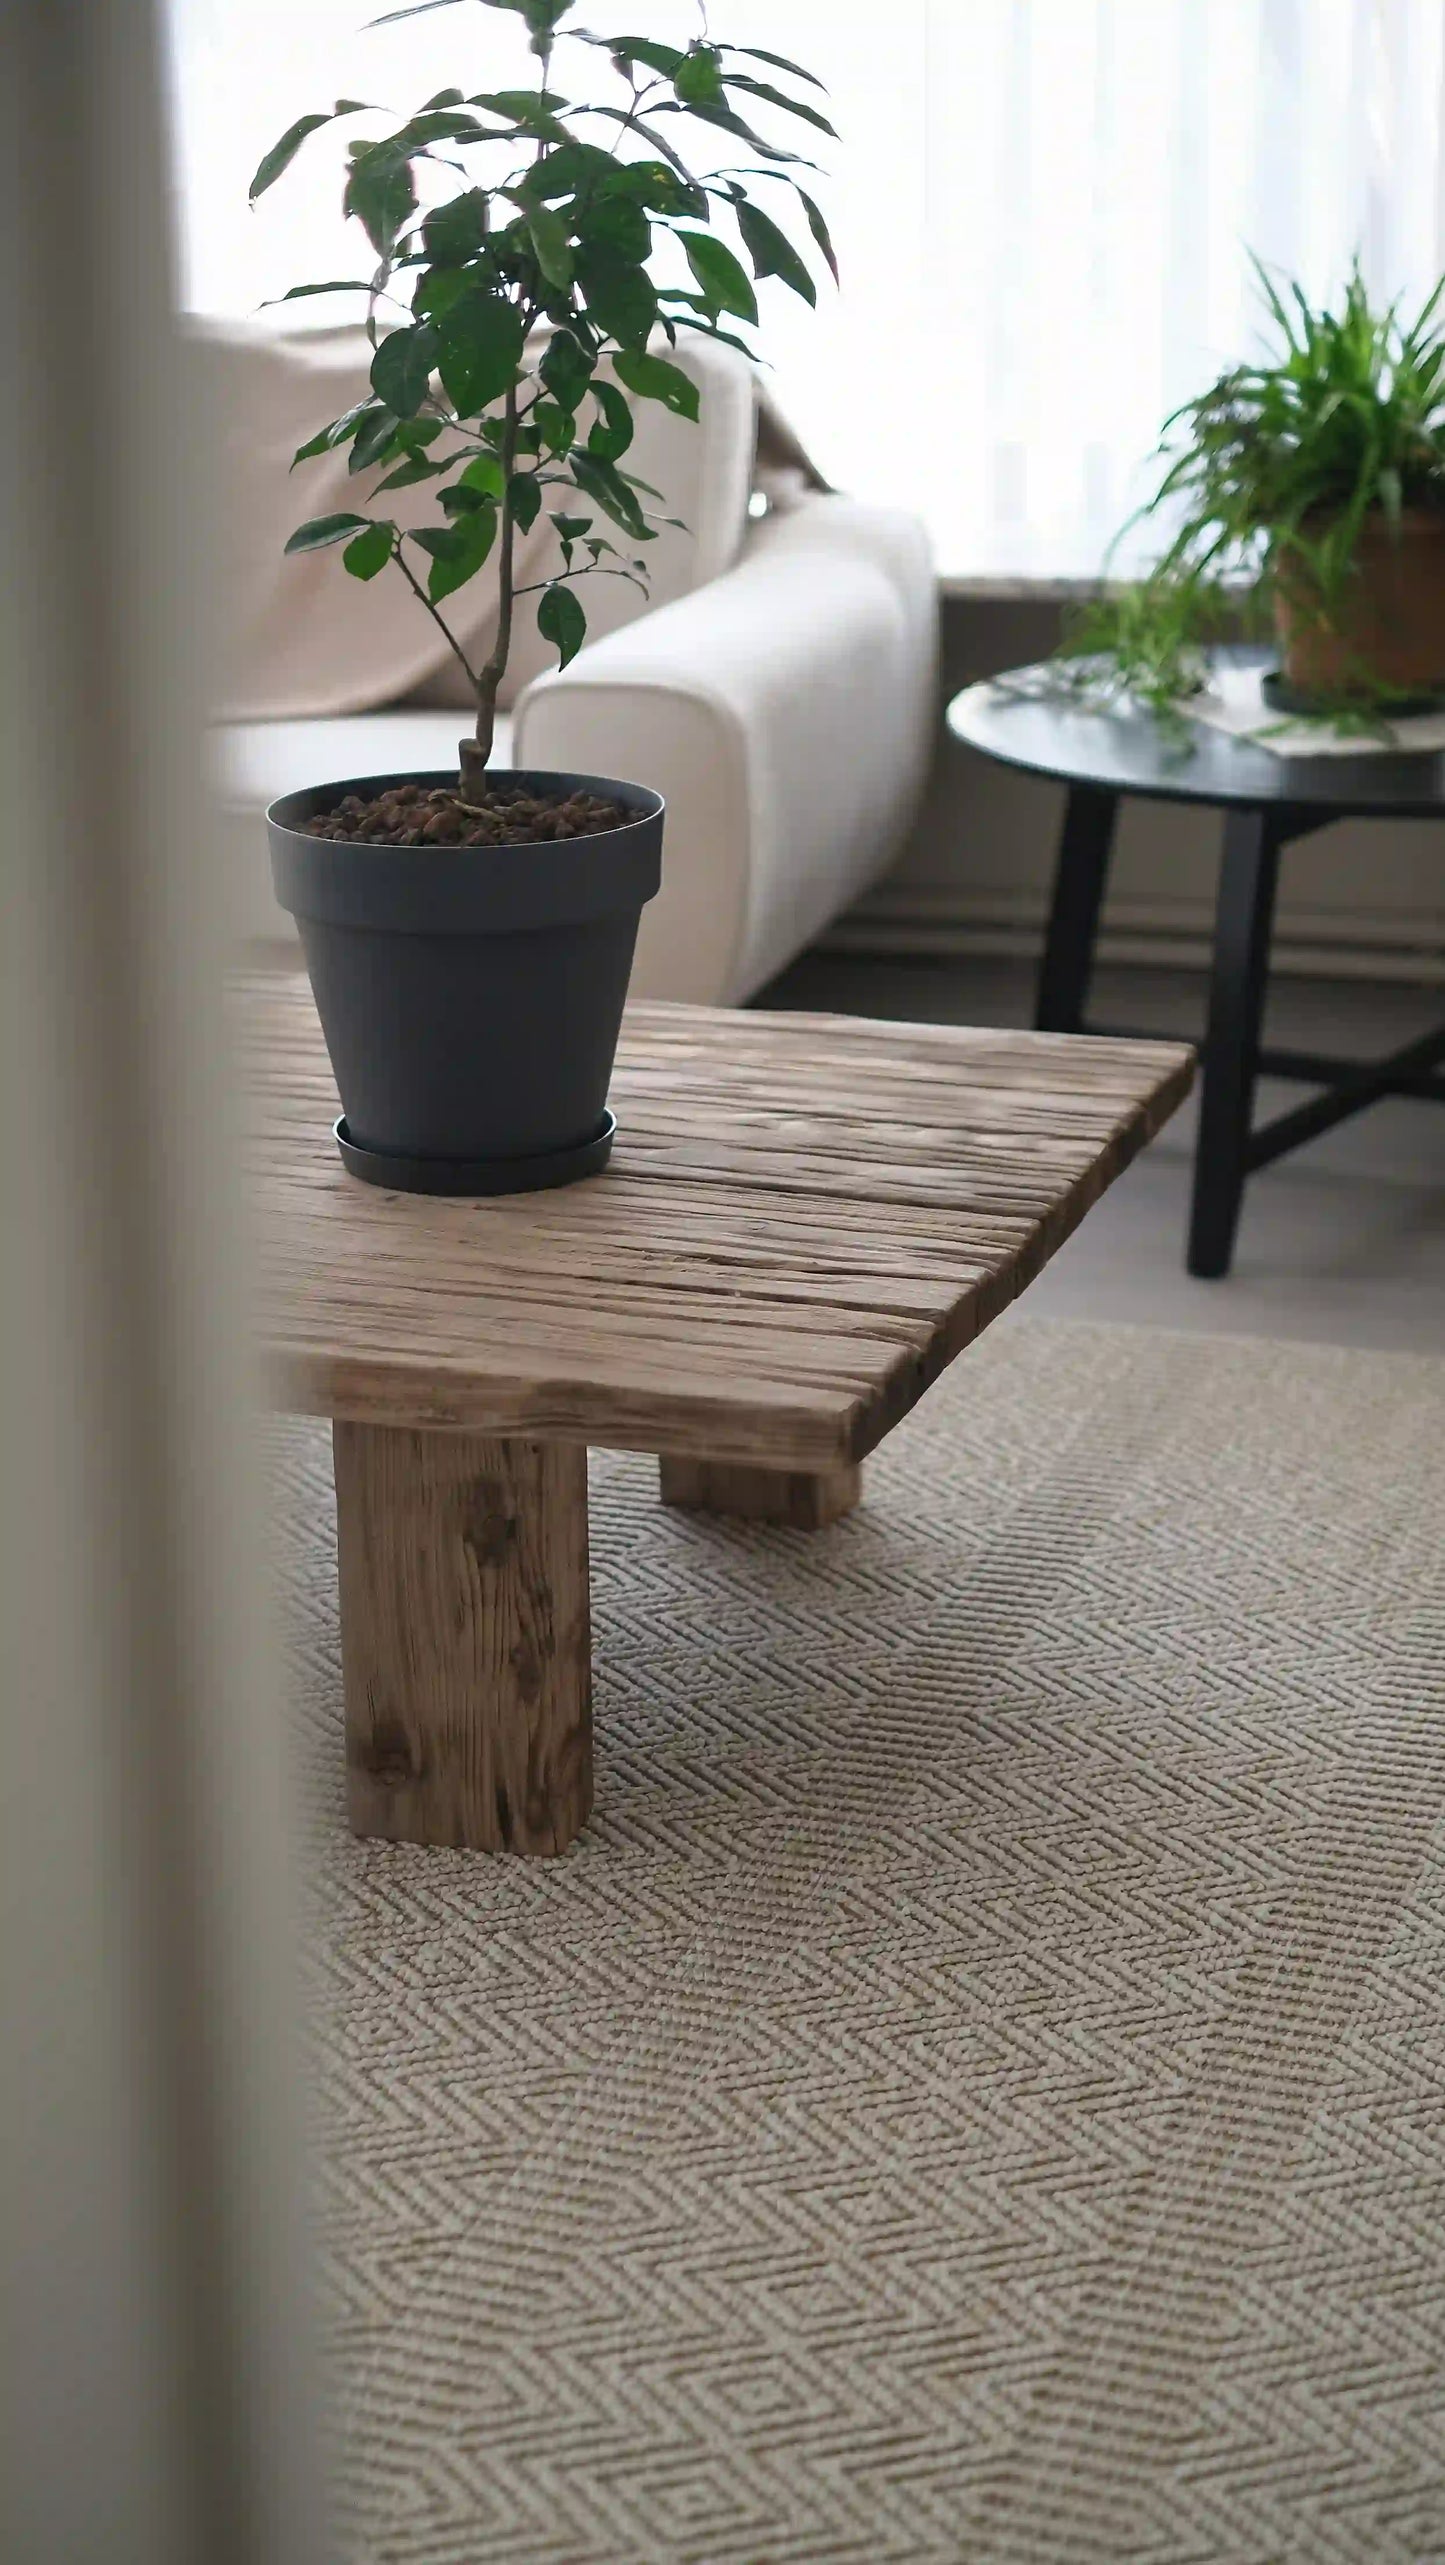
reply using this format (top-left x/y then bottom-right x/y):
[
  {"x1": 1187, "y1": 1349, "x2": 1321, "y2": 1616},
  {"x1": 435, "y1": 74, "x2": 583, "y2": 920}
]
[
  {"x1": 334, "y1": 1425, "x2": 591, "y2": 1855},
  {"x1": 659, "y1": 1457, "x2": 862, "y2": 1528},
  {"x1": 241, "y1": 977, "x2": 1194, "y2": 1473}
]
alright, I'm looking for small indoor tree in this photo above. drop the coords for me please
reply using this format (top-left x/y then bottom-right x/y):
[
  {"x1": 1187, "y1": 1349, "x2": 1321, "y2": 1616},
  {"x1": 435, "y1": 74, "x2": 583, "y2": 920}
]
[
  {"x1": 252, "y1": 0, "x2": 837, "y2": 806},
  {"x1": 1056, "y1": 259, "x2": 1445, "y2": 730}
]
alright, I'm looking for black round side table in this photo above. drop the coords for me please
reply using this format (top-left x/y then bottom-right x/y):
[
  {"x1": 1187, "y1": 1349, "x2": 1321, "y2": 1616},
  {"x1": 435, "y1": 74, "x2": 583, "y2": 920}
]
[{"x1": 948, "y1": 653, "x2": 1445, "y2": 1277}]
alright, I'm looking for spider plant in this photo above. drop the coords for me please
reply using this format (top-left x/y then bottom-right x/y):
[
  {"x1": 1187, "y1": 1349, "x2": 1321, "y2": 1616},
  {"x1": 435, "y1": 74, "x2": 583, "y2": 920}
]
[{"x1": 1057, "y1": 257, "x2": 1445, "y2": 727}]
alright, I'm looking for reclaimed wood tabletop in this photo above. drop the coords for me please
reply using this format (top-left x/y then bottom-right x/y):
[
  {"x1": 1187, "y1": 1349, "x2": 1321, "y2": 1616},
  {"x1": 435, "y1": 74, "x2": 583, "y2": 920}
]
[
  {"x1": 241, "y1": 971, "x2": 1194, "y2": 1473},
  {"x1": 240, "y1": 970, "x2": 1192, "y2": 1854}
]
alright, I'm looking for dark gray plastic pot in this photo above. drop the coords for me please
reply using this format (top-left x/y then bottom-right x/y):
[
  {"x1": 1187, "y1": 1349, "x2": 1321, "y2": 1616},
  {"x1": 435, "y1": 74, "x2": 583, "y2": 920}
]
[{"x1": 268, "y1": 768, "x2": 663, "y2": 1194}]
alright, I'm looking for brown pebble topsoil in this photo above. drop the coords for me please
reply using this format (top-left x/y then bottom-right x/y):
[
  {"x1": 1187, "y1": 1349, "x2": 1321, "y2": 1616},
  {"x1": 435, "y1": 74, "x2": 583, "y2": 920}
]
[{"x1": 303, "y1": 781, "x2": 633, "y2": 847}]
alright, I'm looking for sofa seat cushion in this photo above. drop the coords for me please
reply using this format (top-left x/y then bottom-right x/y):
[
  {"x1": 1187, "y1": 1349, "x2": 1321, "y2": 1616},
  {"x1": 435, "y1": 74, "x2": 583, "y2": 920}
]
[
  {"x1": 211, "y1": 711, "x2": 512, "y2": 945},
  {"x1": 214, "y1": 710, "x2": 513, "y2": 814}
]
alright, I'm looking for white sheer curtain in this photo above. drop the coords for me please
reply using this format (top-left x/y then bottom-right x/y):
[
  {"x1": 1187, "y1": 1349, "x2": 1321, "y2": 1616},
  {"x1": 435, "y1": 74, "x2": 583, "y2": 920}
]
[{"x1": 165, "y1": 0, "x2": 1445, "y2": 575}]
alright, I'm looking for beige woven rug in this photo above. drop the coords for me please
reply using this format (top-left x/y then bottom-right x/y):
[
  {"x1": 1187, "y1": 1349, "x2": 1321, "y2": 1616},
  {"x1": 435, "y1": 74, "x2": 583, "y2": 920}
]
[{"x1": 272, "y1": 1318, "x2": 1445, "y2": 2565}]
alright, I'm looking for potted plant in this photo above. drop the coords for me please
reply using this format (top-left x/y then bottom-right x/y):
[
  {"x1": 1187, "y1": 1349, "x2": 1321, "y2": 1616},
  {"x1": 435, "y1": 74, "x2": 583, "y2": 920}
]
[
  {"x1": 255, "y1": 0, "x2": 835, "y2": 1192},
  {"x1": 1058, "y1": 260, "x2": 1445, "y2": 733}
]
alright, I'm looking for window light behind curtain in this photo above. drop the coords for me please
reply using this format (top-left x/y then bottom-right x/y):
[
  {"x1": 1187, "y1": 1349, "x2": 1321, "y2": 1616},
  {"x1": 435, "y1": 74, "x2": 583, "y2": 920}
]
[{"x1": 166, "y1": 0, "x2": 1445, "y2": 577}]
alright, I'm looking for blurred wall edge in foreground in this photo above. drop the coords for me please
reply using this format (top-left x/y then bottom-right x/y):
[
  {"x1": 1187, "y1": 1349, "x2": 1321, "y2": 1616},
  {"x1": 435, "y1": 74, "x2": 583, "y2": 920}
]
[{"x1": 2, "y1": 4, "x2": 326, "y2": 2559}]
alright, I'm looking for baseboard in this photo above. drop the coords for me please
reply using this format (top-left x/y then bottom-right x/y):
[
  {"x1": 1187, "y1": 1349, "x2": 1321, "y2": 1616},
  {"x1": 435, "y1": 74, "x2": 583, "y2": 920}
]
[{"x1": 824, "y1": 887, "x2": 1445, "y2": 986}]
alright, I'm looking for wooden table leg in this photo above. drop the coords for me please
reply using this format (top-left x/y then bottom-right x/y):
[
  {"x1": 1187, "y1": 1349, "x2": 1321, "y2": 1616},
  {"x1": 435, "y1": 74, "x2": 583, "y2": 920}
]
[
  {"x1": 659, "y1": 1456, "x2": 862, "y2": 1529},
  {"x1": 333, "y1": 1423, "x2": 591, "y2": 1855}
]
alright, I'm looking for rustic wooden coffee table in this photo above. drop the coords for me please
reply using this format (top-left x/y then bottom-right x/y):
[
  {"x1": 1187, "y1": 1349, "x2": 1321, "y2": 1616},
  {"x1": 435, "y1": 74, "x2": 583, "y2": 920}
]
[{"x1": 244, "y1": 974, "x2": 1191, "y2": 1856}]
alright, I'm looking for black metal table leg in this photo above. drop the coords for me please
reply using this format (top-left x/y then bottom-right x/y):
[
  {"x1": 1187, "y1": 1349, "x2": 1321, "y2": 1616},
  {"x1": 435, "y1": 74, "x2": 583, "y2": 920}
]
[
  {"x1": 1035, "y1": 784, "x2": 1118, "y2": 1032},
  {"x1": 951, "y1": 663, "x2": 1445, "y2": 1286},
  {"x1": 1188, "y1": 810, "x2": 1282, "y2": 1279}
]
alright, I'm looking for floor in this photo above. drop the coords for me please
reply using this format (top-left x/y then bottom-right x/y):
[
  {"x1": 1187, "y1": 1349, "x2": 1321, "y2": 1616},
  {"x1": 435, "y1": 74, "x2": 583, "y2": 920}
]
[
  {"x1": 283, "y1": 1321, "x2": 1445, "y2": 2564},
  {"x1": 757, "y1": 953, "x2": 1445, "y2": 1356}
]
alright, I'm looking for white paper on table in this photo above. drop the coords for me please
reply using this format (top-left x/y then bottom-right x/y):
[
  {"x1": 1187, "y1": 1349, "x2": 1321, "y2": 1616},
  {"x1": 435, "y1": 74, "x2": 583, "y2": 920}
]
[{"x1": 1189, "y1": 660, "x2": 1445, "y2": 757}]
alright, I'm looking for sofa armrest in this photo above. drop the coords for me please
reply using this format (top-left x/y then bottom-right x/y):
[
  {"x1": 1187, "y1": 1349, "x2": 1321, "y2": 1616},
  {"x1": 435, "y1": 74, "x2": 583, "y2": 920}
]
[{"x1": 513, "y1": 493, "x2": 937, "y2": 1003}]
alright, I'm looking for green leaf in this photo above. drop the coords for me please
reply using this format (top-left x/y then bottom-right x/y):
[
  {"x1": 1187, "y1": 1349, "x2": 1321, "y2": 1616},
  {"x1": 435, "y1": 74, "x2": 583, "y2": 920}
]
[
  {"x1": 575, "y1": 245, "x2": 657, "y2": 348},
  {"x1": 607, "y1": 157, "x2": 706, "y2": 220},
  {"x1": 459, "y1": 452, "x2": 505, "y2": 499},
  {"x1": 722, "y1": 44, "x2": 830, "y2": 94},
  {"x1": 422, "y1": 190, "x2": 490, "y2": 264},
  {"x1": 414, "y1": 265, "x2": 479, "y2": 321},
  {"x1": 724, "y1": 75, "x2": 836, "y2": 137},
  {"x1": 579, "y1": 34, "x2": 683, "y2": 76},
  {"x1": 509, "y1": 473, "x2": 543, "y2": 533},
  {"x1": 540, "y1": 327, "x2": 596, "y2": 411},
  {"x1": 612, "y1": 348, "x2": 700, "y2": 418},
  {"x1": 429, "y1": 500, "x2": 497, "y2": 603},
  {"x1": 662, "y1": 310, "x2": 757, "y2": 360},
  {"x1": 471, "y1": 87, "x2": 569, "y2": 119},
  {"x1": 366, "y1": 0, "x2": 462, "y2": 22},
  {"x1": 675, "y1": 45, "x2": 726, "y2": 106},
  {"x1": 435, "y1": 294, "x2": 525, "y2": 415},
  {"x1": 249, "y1": 112, "x2": 331, "y2": 203},
  {"x1": 374, "y1": 454, "x2": 452, "y2": 489},
  {"x1": 537, "y1": 582, "x2": 587, "y2": 667},
  {"x1": 385, "y1": 108, "x2": 497, "y2": 151},
  {"x1": 526, "y1": 201, "x2": 574, "y2": 289},
  {"x1": 440, "y1": 481, "x2": 491, "y2": 515},
  {"x1": 734, "y1": 202, "x2": 815, "y2": 305},
  {"x1": 579, "y1": 195, "x2": 651, "y2": 263},
  {"x1": 663, "y1": 96, "x2": 812, "y2": 166},
  {"x1": 677, "y1": 229, "x2": 758, "y2": 324},
  {"x1": 465, "y1": 90, "x2": 568, "y2": 144},
  {"x1": 479, "y1": 0, "x2": 572, "y2": 39},
  {"x1": 369, "y1": 324, "x2": 438, "y2": 418},
  {"x1": 795, "y1": 187, "x2": 839, "y2": 285},
  {"x1": 587, "y1": 110, "x2": 710, "y2": 214},
  {"x1": 342, "y1": 521, "x2": 395, "y2": 579},
  {"x1": 343, "y1": 147, "x2": 417, "y2": 255},
  {"x1": 408, "y1": 526, "x2": 465, "y2": 559},
  {"x1": 524, "y1": 141, "x2": 618, "y2": 203},
  {"x1": 568, "y1": 451, "x2": 651, "y2": 539},
  {"x1": 348, "y1": 406, "x2": 402, "y2": 472},
  {"x1": 530, "y1": 398, "x2": 576, "y2": 454},
  {"x1": 284, "y1": 512, "x2": 371, "y2": 554},
  {"x1": 266, "y1": 279, "x2": 373, "y2": 304},
  {"x1": 587, "y1": 381, "x2": 634, "y2": 461},
  {"x1": 291, "y1": 400, "x2": 371, "y2": 466}
]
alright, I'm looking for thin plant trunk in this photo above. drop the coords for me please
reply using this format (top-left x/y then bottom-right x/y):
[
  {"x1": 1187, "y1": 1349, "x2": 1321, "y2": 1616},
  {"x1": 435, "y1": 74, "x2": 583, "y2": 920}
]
[{"x1": 459, "y1": 380, "x2": 519, "y2": 806}]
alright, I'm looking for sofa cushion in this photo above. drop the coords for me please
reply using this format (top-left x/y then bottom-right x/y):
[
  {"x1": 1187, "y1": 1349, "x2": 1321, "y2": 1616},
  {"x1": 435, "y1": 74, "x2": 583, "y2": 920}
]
[
  {"x1": 514, "y1": 495, "x2": 938, "y2": 1006},
  {"x1": 214, "y1": 709, "x2": 512, "y2": 811},
  {"x1": 211, "y1": 709, "x2": 512, "y2": 946}
]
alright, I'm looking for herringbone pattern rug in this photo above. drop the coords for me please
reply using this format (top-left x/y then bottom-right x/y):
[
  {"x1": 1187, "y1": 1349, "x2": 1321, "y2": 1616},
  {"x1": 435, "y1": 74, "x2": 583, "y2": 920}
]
[{"x1": 271, "y1": 1319, "x2": 1445, "y2": 2564}]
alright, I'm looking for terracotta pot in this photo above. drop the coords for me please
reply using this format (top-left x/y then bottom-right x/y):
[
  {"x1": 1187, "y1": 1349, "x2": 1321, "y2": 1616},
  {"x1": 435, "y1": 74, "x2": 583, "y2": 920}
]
[{"x1": 1272, "y1": 505, "x2": 1445, "y2": 703}]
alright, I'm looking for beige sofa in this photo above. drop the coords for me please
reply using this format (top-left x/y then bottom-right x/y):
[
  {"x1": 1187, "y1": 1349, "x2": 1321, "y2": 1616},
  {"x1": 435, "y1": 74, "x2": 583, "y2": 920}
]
[{"x1": 209, "y1": 324, "x2": 937, "y2": 1003}]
